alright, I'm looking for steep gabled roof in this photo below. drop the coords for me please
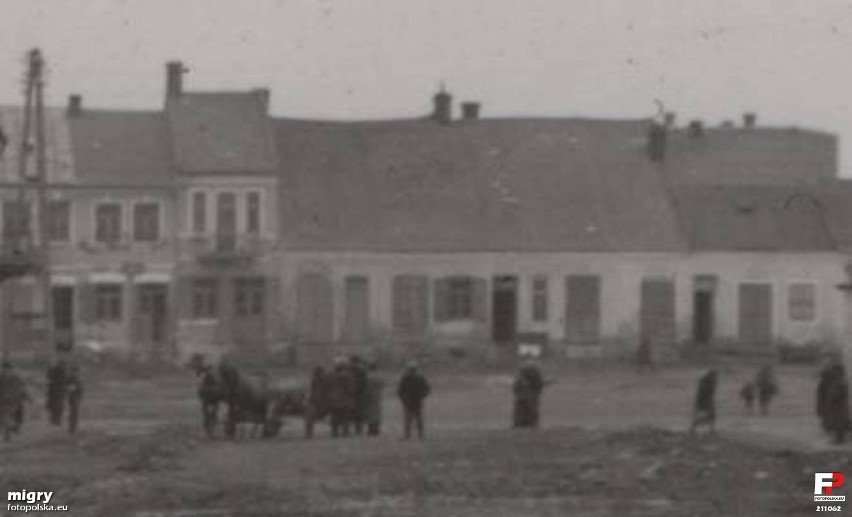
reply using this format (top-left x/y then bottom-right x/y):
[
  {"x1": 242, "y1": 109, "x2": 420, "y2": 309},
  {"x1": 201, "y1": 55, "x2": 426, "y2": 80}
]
[
  {"x1": 274, "y1": 117, "x2": 686, "y2": 252},
  {"x1": 663, "y1": 127, "x2": 837, "y2": 185},
  {"x1": 671, "y1": 184, "x2": 835, "y2": 251},
  {"x1": 67, "y1": 110, "x2": 172, "y2": 186},
  {"x1": 166, "y1": 92, "x2": 277, "y2": 174}
]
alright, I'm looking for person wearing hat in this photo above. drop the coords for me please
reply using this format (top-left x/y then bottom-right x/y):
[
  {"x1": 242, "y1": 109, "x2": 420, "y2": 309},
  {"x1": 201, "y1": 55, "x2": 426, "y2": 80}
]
[{"x1": 397, "y1": 361, "x2": 431, "y2": 440}]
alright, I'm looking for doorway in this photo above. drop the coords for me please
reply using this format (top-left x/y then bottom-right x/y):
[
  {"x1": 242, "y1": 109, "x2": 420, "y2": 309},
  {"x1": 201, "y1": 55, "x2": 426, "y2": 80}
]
[
  {"x1": 137, "y1": 283, "x2": 168, "y2": 357},
  {"x1": 492, "y1": 275, "x2": 517, "y2": 344}
]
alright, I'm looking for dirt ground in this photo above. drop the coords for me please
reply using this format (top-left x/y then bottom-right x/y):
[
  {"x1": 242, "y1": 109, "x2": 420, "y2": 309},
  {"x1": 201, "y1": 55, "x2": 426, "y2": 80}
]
[{"x1": 0, "y1": 360, "x2": 849, "y2": 517}]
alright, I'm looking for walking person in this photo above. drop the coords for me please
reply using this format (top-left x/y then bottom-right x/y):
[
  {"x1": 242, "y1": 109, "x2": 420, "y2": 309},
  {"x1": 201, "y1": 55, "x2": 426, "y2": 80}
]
[
  {"x1": 46, "y1": 357, "x2": 68, "y2": 426},
  {"x1": 397, "y1": 361, "x2": 430, "y2": 440},
  {"x1": 0, "y1": 361, "x2": 29, "y2": 441},
  {"x1": 513, "y1": 358, "x2": 545, "y2": 428},
  {"x1": 689, "y1": 368, "x2": 718, "y2": 436},
  {"x1": 755, "y1": 364, "x2": 778, "y2": 416}
]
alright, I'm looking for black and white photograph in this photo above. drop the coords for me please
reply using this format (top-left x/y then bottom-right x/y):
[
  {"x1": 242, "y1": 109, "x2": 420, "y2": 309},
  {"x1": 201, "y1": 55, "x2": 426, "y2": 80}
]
[{"x1": 0, "y1": 1, "x2": 851, "y2": 515}]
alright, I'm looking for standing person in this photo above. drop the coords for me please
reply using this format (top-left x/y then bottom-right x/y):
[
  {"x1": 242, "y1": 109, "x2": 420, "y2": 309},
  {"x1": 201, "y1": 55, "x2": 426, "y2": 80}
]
[
  {"x1": 46, "y1": 357, "x2": 68, "y2": 426},
  {"x1": 0, "y1": 361, "x2": 29, "y2": 440},
  {"x1": 817, "y1": 362, "x2": 837, "y2": 433},
  {"x1": 823, "y1": 363, "x2": 849, "y2": 444},
  {"x1": 328, "y1": 357, "x2": 355, "y2": 438},
  {"x1": 755, "y1": 365, "x2": 778, "y2": 416},
  {"x1": 397, "y1": 361, "x2": 431, "y2": 440},
  {"x1": 305, "y1": 365, "x2": 328, "y2": 439},
  {"x1": 363, "y1": 362, "x2": 385, "y2": 437},
  {"x1": 64, "y1": 362, "x2": 83, "y2": 435},
  {"x1": 349, "y1": 356, "x2": 368, "y2": 436},
  {"x1": 689, "y1": 368, "x2": 718, "y2": 436},
  {"x1": 513, "y1": 358, "x2": 545, "y2": 428}
]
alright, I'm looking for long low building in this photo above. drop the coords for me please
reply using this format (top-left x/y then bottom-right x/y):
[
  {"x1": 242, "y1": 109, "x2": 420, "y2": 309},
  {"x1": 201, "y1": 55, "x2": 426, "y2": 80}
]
[{"x1": 0, "y1": 61, "x2": 848, "y2": 363}]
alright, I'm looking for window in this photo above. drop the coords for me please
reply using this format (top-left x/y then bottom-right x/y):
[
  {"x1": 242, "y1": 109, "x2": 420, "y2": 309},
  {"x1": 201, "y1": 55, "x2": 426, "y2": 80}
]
[
  {"x1": 192, "y1": 191, "x2": 206, "y2": 234},
  {"x1": 234, "y1": 277, "x2": 265, "y2": 317},
  {"x1": 565, "y1": 275, "x2": 601, "y2": 343},
  {"x1": 133, "y1": 202, "x2": 160, "y2": 242},
  {"x1": 789, "y1": 283, "x2": 816, "y2": 322},
  {"x1": 95, "y1": 203, "x2": 122, "y2": 243},
  {"x1": 2, "y1": 200, "x2": 31, "y2": 240},
  {"x1": 192, "y1": 278, "x2": 218, "y2": 319},
  {"x1": 94, "y1": 284, "x2": 123, "y2": 321},
  {"x1": 246, "y1": 191, "x2": 261, "y2": 234},
  {"x1": 393, "y1": 275, "x2": 429, "y2": 335},
  {"x1": 434, "y1": 276, "x2": 474, "y2": 321},
  {"x1": 47, "y1": 200, "x2": 70, "y2": 242},
  {"x1": 531, "y1": 276, "x2": 548, "y2": 322}
]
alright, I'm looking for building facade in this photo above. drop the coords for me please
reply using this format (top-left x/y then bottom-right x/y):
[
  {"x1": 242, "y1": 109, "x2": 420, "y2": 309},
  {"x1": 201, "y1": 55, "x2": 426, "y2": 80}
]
[{"x1": 0, "y1": 61, "x2": 848, "y2": 363}]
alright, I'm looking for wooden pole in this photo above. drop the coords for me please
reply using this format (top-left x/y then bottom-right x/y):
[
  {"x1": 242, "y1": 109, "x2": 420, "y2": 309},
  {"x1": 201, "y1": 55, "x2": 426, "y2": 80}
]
[{"x1": 33, "y1": 49, "x2": 54, "y2": 360}]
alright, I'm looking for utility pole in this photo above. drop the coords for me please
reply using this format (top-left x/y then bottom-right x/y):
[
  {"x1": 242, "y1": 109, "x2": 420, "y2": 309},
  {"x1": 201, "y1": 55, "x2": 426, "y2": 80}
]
[{"x1": 32, "y1": 49, "x2": 54, "y2": 360}]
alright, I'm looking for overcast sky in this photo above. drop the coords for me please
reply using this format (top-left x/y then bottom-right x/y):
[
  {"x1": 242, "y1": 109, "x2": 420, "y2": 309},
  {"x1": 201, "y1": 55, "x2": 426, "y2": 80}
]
[{"x1": 2, "y1": 0, "x2": 852, "y2": 172}]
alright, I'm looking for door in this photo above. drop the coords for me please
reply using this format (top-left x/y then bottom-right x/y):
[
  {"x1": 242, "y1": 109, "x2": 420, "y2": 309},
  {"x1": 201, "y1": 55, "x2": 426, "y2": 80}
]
[
  {"x1": 492, "y1": 275, "x2": 517, "y2": 344},
  {"x1": 342, "y1": 276, "x2": 369, "y2": 343},
  {"x1": 216, "y1": 192, "x2": 237, "y2": 252},
  {"x1": 692, "y1": 275, "x2": 716, "y2": 344},
  {"x1": 565, "y1": 275, "x2": 601, "y2": 345},
  {"x1": 137, "y1": 284, "x2": 168, "y2": 358},
  {"x1": 52, "y1": 286, "x2": 74, "y2": 346},
  {"x1": 296, "y1": 273, "x2": 334, "y2": 344},
  {"x1": 739, "y1": 283, "x2": 773, "y2": 346},
  {"x1": 640, "y1": 279, "x2": 675, "y2": 349}
]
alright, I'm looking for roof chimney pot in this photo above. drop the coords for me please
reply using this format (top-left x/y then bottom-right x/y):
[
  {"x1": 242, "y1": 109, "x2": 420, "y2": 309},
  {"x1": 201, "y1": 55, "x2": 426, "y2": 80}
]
[
  {"x1": 743, "y1": 112, "x2": 757, "y2": 128},
  {"x1": 461, "y1": 102, "x2": 480, "y2": 121},
  {"x1": 432, "y1": 87, "x2": 452, "y2": 124},
  {"x1": 166, "y1": 61, "x2": 185, "y2": 100}
]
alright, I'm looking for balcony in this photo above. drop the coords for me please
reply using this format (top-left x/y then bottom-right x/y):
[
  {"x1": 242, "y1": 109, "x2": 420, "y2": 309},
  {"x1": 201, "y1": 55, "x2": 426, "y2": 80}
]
[
  {"x1": 188, "y1": 234, "x2": 270, "y2": 267},
  {"x1": 0, "y1": 238, "x2": 43, "y2": 282}
]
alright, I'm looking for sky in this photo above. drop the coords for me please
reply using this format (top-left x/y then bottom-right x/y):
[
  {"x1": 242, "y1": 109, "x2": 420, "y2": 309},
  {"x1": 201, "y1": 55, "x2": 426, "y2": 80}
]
[{"x1": 2, "y1": 0, "x2": 852, "y2": 172}]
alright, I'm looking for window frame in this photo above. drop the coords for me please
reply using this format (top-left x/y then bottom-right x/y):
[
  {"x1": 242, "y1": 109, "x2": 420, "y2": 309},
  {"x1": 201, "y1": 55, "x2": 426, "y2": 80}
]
[
  {"x1": 234, "y1": 277, "x2": 265, "y2": 317},
  {"x1": 132, "y1": 201, "x2": 162, "y2": 243},
  {"x1": 191, "y1": 277, "x2": 218, "y2": 319},
  {"x1": 788, "y1": 282, "x2": 817, "y2": 322},
  {"x1": 446, "y1": 276, "x2": 474, "y2": 321},
  {"x1": 245, "y1": 190, "x2": 262, "y2": 235},
  {"x1": 531, "y1": 275, "x2": 548, "y2": 322},
  {"x1": 93, "y1": 283, "x2": 123, "y2": 322},
  {"x1": 190, "y1": 190, "x2": 207, "y2": 235},
  {"x1": 46, "y1": 199, "x2": 71, "y2": 243},
  {"x1": 94, "y1": 201, "x2": 123, "y2": 244}
]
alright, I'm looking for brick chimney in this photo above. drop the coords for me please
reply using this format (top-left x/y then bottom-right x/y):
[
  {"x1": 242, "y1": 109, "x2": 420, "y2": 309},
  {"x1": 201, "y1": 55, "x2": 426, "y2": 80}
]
[
  {"x1": 66, "y1": 94, "x2": 82, "y2": 117},
  {"x1": 743, "y1": 112, "x2": 757, "y2": 128},
  {"x1": 432, "y1": 87, "x2": 452, "y2": 124},
  {"x1": 166, "y1": 61, "x2": 185, "y2": 99},
  {"x1": 461, "y1": 102, "x2": 480, "y2": 121}
]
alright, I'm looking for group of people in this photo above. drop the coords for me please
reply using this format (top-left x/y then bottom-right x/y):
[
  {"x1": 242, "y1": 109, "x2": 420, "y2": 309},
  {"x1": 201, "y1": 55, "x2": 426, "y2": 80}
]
[
  {"x1": 307, "y1": 356, "x2": 432, "y2": 440},
  {"x1": 0, "y1": 354, "x2": 83, "y2": 441}
]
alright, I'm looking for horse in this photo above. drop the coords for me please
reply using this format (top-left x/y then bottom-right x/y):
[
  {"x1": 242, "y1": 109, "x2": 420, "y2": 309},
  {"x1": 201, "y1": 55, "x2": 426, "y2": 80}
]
[{"x1": 218, "y1": 364, "x2": 282, "y2": 440}]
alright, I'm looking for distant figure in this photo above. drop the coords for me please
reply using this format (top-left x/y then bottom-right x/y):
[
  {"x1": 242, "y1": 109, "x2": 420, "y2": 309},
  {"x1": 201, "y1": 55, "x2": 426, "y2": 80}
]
[
  {"x1": 0, "y1": 361, "x2": 29, "y2": 441},
  {"x1": 46, "y1": 358, "x2": 69, "y2": 426},
  {"x1": 689, "y1": 369, "x2": 718, "y2": 436},
  {"x1": 818, "y1": 362, "x2": 849, "y2": 444},
  {"x1": 328, "y1": 357, "x2": 355, "y2": 438},
  {"x1": 755, "y1": 365, "x2": 778, "y2": 416},
  {"x1": 363, "y1": 362, "x2": 385, "y2": 437},
  {"x1": 740, "y1": 381, "x2": 755, "y2": 415},
  {"x1": 397, "y1": 361, "x2": 431, "y2": 440},
  {"x1": 636, "y1": 335, "x2": 654, "y2": 373},
  {"x1": 304, "y1": 365, "x2": 329, "y2": 438},
  {"x1": 349, "y1": 356, "x2": 369, "y2": 436},
  {"x1": 64, "y1": 362, "x2": 83, "y2": 435},
  {"x1": 513, "y1": 359, "x2": 545, "y2": 428}
]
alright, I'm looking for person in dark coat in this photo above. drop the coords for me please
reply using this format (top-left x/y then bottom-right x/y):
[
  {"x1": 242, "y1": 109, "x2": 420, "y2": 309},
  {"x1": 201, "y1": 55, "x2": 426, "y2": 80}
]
[
  {"x1": 46, "y1": 358, "x2": 69, "y2": 426},
  {"x1": 305, "y1": 365, "x2": 329, "y2": 439},
  {"x1": 513, "y1": 359, "x2": 545, "y2": 428},
  {"x1": 64, "y1": 362, "x2": 83, "y2": 435},
  {"x1": 822, "y1": 363, "x2": 849, "y2": 444},
  {"x1": 817, "y1": 362, "x2": 837, "y2": 433},
  {"x1": 349, "y1": 356, "x2": 368, "y2": 436},
  {"x1": 397, "y1": 361, "x2": 431, "y2": 440},
  {"x1": 328, "y1": 358, "x2": 355, "y2": 438},
  {"x1": 755, "y1": 365, "x2": 778, "y2": 416},
  {"x1": 689, "y1": 368, "x2": 718, "y2": 436},
  {"x1": 363, "y1": 362, "x2": 385, "y2": 437},
  {"x1": 0, "y1": 361, "x2": 29, "y2": 440}
]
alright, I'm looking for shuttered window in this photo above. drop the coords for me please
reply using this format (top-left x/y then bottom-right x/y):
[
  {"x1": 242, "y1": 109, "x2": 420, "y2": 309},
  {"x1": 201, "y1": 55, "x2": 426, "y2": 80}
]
[
  {"x1": 393, "y1": 275, "x2": 429, "y2": 336},
  {"x1": 788, "y1": 283, "x2": 816, "y2": 322},
  {"x1": 434, "y1": 276, "x2": 486, "y2": 322}
]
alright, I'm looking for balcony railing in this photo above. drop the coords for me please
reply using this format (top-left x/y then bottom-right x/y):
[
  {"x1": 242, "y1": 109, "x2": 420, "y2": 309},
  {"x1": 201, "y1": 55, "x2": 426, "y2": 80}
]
[{"x1": 185, "y1": 233, "x2": 270, "y2": 266}]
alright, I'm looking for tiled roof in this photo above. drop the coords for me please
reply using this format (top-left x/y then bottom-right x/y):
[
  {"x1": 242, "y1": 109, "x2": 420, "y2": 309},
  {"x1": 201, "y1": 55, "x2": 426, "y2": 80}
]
[
  {"x1": 166, "y1": 92, "x2": 277, "y2": 174},
  {"x1": 67, "y1": 110, "x2": 172, "y2": 186},
  {"x1": 274, "y1": 117, "x2": 686, "y2": 252}
]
